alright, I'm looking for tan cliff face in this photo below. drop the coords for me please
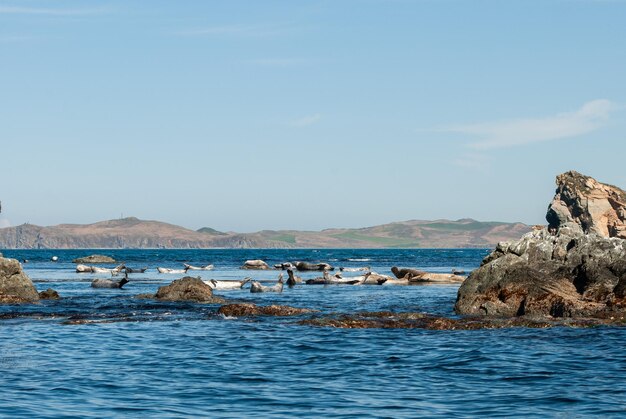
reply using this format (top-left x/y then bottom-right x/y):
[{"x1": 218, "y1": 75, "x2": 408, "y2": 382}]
[{"x1": 546, "y1": 171, "x2": 626, "y2": 239}]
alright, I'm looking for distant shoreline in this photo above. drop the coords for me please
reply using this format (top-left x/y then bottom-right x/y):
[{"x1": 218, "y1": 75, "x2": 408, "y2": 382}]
[{"x1": 0, "y1": 217, "x2": 531, "y2": 250}]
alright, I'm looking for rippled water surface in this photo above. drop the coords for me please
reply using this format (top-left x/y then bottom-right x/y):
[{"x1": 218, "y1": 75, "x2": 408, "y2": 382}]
[{"x1": 1, "y1": 249, "x2": 625, "y2": 417}]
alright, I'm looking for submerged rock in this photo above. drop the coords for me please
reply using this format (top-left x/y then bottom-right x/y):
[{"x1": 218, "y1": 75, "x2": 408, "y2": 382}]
[
  {"x1": 456, "y1": 171, "x2": 626, "y2": 319},
  {"x1": 154, "y1": 276, "x2": 225, "y2": 303},
  {"x1": 0, "y1": 257, "x2": 39, "y2": 303},
  {"x1": 218, "y1": 303, "x2": 314, "y2": 317},
  {"x1": 38, "y1": 288, "x2": 61, "y2": 300},
  {"x1": 300, "y1": 311, "x2": 624, "y2": 330},
  {"x1": 72, "y1": 254, "x2": 116, "y2": 264}
]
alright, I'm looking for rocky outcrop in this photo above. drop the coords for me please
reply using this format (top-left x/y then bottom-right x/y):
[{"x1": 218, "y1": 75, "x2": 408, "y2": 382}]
[
  {"x1": 547, "y1": 171, "x2": 626, "y2": 239},
  {"x1": 73, "y1": 255, "x2": 116, "y2": 264},
  {"x1": 39, "y1": 288, "x2": 61, "y2": 300},
  {"x1": 154, "y1": 277, "x2": 225, "y2": 303},
  {"x1": 456, "y1": 172, "x2": 626, "y2": 319},
  {"x1": 218, "y1": 303, "x2": 314, "y2": 317},
  {"x1": 0, "y1": 257, "x2": 39, "y2": 303}
]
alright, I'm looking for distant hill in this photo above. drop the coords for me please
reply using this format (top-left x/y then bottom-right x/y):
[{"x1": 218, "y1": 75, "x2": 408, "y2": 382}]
[
  {"x1": 196, "y1": 227, "x2": 227, "y2": 236},
  {"x1": 0, "y1": 217, "x2": 531, "y2": 249}
]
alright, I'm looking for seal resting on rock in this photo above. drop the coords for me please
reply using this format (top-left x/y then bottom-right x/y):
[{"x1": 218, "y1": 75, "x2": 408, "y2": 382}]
[
  {"x1": 205, "y1": 277, "x2": 251, "y2": 290},
  {"x1": 306, "y1": 270, "x2": 360, "y2": 285},
  {"x1": 250, "y1": 274, "x2": 284, "y2": 293},
  {"x1": 184, "y1": 263, "x2": 214, "y2": 271},
  {"x1": 339, "y1": 266, "x2": 370, "y2": 272},
  {"x1": 157, "y1": 267, "x2": 189, "y2": 274},
  {"x1": 391, "y1": 267, "x2": 426, "y2": 279},
  {"x1": 91, "y1": 277, "x2": 129, "y2": 289},
  {"x1": 274, "y1": 262, "x2": 296, "y2": 270},
  {"x1": 241, "y1": 260, "x2": 271, "y2": 270},
  {"x1": 124, "y1": 267, "x2": 148, "y2": 274},
  {"x1": 296, "y1": 261, "x2": 334, "y2": 271}
]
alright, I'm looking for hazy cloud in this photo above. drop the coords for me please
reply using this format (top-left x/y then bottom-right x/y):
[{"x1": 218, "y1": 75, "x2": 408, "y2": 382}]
[
  {"x1": 244, "y1": 58, "x2": 309, "y2": 67},
  {"x1": 0, "y1": 34, "x2": 33, "y2": 43},
  {"x1": 445, "y1": 99, "x2": 613, "y2": 150},
  {"x1": 181, "y1": 23, "x2": 292, "y2": 38},
  {"x1": 0, "y1": 219, "x2": 11, "y2": 228},
  {"x1": 290, "y1": 114, "x2": 321, "y2": 127},
  {"x1": 0, "y1": 6, "x2": 107, "y2": 16},
  {"x1": 453, "y1": 153, "x2": 491, "y2": 171}
]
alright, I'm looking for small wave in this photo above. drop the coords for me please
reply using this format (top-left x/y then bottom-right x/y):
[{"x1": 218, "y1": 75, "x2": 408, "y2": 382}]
[
  {"x1": 219, "y1": 314, "x2": 237, "y2": 320},
  {"x1": 348, "y1": 258, "x2": 371, "y2": 262}
]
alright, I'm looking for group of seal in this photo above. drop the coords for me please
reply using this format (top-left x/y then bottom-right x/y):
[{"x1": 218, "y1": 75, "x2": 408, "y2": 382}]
[{"x1": 81, "y1": 258, "x2": 466, "y2": 294}]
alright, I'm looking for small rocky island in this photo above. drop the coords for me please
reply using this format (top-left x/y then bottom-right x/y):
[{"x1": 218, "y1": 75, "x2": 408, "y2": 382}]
[{"x1": 456, "y1": 171, "x2": 626, "y2": 319}]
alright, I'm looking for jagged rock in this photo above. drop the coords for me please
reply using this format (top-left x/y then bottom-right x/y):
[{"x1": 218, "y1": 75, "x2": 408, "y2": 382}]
[
  {"x1": 218, "y1": 303, "x2": 315, "y2": 317},
  {"x1": 0, "y1": 257, "x2": 40, "y2": 303},
  {"x1": 456, "y1": 172, "x2": 626, "y2": 319},
  {"x1": 39, "y1": 288, "x2": 61, "y2": 300},
  {"x1": 546, "y1": 171, "x2": 626, "y2": 239},
  {"x1": 154, "y1": 277, "x2": 225, "y2": 303},
  {"x1": 240, "y1": 259, "x2": 271, "y2": 270},
  {"x1": 73, "y1": 255, "x2": 116, "y2": 264}
]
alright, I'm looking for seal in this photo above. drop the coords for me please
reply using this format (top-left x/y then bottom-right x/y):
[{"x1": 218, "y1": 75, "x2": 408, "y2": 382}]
[
  {"x1": 184, "y1": 263, "x2": 214, "y2": 271},
  {"x1": 339, "y1": 266, "x2": 370, "y2": 272},
  {"x1": 157, "y1": 267, "x2": 189, "y2": 274},
  {"x1": 391, "y1": 266, "x2": 426, "y2": 279},
  {"x1": 241, "y1": 260, "x2": 271, "y2": 270},
  {"x1": 286, "y1": 268, "x2": 302, "y2": 287},
  {"x1": 274, "y1": 262, "x2": 296, "y2": 270},
  {"x1": 250, "y1": 274, "x2": 284, "y2": 293},
  {"x1": 205, "y1": 277, "x2": 251, "y2": 290},
  {"x1": 125, "y1": 267, "x2": 148, "y2": 274},
  {"x1": 306, "y1": 270, "x2": 360, "y2": 285},
  {"x1": 295, "y1": 261, "x2": 334, "y2": 271},
  {"x1": 91, "y1": 277, "x2": 129, "y2": 289}
]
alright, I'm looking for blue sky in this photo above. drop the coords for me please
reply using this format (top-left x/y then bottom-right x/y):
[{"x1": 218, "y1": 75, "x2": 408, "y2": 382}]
[{"x1": 1, "y1": 0, "x2": 625, "y2": 232}]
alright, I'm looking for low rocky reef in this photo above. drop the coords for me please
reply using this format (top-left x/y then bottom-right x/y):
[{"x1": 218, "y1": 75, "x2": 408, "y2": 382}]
[
  {"x1": 218, "y1": 303, "x2": 316, "y2": 317},
  {"x1": 300, "y1": 311, "x2": 624, "y2": 330},
  {"x1": 456, "y1": 171, "x2": 626, "y2": 319}
]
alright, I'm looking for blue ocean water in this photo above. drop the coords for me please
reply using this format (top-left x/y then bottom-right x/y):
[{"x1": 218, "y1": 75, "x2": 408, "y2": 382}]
[{"x1": 1, "y1": 249, "x2": 625, "y2": 418}]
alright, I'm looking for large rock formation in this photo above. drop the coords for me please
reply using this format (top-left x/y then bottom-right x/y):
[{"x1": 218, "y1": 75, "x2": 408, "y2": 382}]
[
  {"x1": 0, "y1": 257, "x2": 40, "y2": 303},
  {"x1": 456, "y1": 172, "x2": 626, "y2": 319},
  {"x1": 547, "y1": 171, "x2": 626, "y2": 239}
]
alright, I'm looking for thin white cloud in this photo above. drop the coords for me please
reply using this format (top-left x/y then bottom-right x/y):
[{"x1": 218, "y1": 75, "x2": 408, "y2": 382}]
[
  {"x1": 244, "y1": 58, "x2": 309, "y2": 67},
  {"x1": 0, "y1": 219, "x2": 11, "y2": 228},
  {"x1": 453, "y1": 153, "x2": 491, "y2": 171},
  {"x1": 290, "y1": 114, "x2": 321, "y2": 127},
  {"x1": 0, "y1": 34, "x2": 33, "y2": 43},
  {"x1": 444, "y1": 99, "x2": 613, "y2": 150},
  {"x1": 0, "y1": 6, "x2": 107, "y2": 16},
  {"x1": 181, "y1": 23, "x2": 291, "y2": 38}
]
